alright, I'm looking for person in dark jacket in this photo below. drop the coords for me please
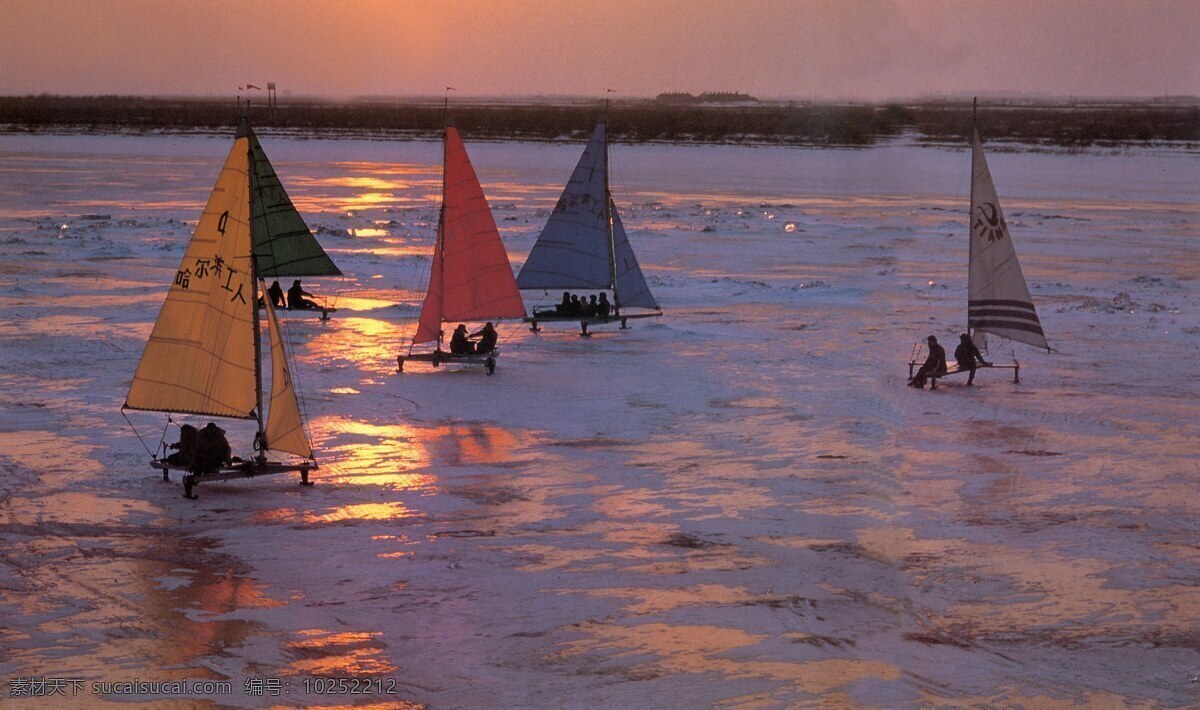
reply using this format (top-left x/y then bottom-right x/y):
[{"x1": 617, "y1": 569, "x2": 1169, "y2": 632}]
[
  {"x1": 449, "y1": 324, "x2": 473, "y2": 354},
  {"x1": 584, "y1": 295, "x2": 599, "y2": 317},
  {"x1": 287, "y1": 280, "x2": 318, "y2": 310},
  {"x1": 266, "y1": 280, "x2": 285, "y2": 308},
  {"x1": 165, "y1": 424, "x2": 199, "y2": 467},
  {"x1": 190, "y1": 422, "x2": 231, "y2": 475},
  {"x1": 554, "y1": 292, "x2": 572, "y2": 315},
  {"x1": 597, "y1": 292, "x2": 611, "y2": 318},
  {"x1": 954, "y1": 332, "x2": 991, "y2": 385},
  {"x1": 909, "y1": 335, "x2": 947, "y2": 389},
  {"x1": 471, "y1": 322, "x2": 498, "y2": 354}
]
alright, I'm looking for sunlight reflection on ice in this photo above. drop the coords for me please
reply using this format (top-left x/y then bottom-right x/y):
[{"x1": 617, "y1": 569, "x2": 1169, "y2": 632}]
[
  {"x1": 286, "y1": 629, "x2": 397, "y2": 677},
  {"x1": 551, "y1": 621, "x2": 900, "y2": 694}
]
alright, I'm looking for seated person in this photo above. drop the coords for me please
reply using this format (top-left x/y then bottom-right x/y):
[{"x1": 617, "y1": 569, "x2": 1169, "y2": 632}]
[
  {"x1": 165, "y1": 424, "x2": 199, "y2": 467},
  {"x1": 287, "y1": 280, "x2": 319, "y2": 310},
  {"x1": 190, "y1": 422, "x2": 231, "y2": 475},
  {"x1": 955, "y1": 332, "x2": 991, "y2": 385},
  {"x1": 471, "y1": 322, "x2": 498, "y2": 354},
  {"x1": 534, "y1": 292, "x2": 568, "y2": 318},
  {"x1": 908, "y1": 335, "x2": 947, "y2": 389},
  {"x1": 583, "y1": 295, "x2": 599, "y2": 317},
  {"x1": 597, "y1": 292, "x2": 612, "y2": 318},
  {"x1": 449, "y1": 324, "x2": 473, "y2": 354},
  {"x1": 267, "y1": 280, "x2": 285, "y2": 308},
  {"x1": 570, "y1": 294, "x2": 583, "y2": 315},
  {"x1": 554, "y1": 292, "x2": 572, "y2": 316}
]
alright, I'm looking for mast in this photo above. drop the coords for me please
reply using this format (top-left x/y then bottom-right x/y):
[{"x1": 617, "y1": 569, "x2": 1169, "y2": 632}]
[
  {"x1": 437, "y1": 96, "x2": 450, "y2": 350},
  {"x1": 602, "y1": 102, "x2": 619, "y2": 313},
  {"x1": 968, "y1": 97, "x2": 977, "y2": 340},
  {"x1": 246, "y1": 113, "x2": 266, "y2": 462}
]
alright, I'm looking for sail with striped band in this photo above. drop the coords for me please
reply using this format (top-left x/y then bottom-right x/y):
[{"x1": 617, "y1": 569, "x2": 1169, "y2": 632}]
[
  {"x1": 517, "y1": 122, "x2": 659, "y2": 311},
  {"x1": 967, "y1": 130, "x2": 1049, "y2": 351},
  {"x1": 413, "y1": 126, "x2": 526, "y2": 345}
]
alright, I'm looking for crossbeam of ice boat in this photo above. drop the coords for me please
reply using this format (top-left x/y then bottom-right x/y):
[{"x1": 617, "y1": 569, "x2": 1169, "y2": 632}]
[
  {"x1": 397, "y1": 349, "x2": 498, "y2": 375},
  {"x1": 152, "y1": 459, "x2": 315, "y2": 499},
  {"x1": 259, "y1": 304, "x2": 337, "y2": 320},
  {"x1": 525, "y1": 311, "x2": 662, "y2": 336},
  {"x1": 906, "y1": 356, "x2": 1020, "y2": 388}
]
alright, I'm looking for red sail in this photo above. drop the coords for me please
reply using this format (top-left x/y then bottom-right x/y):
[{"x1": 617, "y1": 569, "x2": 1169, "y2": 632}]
[{"x1": 414, "y1": 127, "x2": 525, "y2": 345}]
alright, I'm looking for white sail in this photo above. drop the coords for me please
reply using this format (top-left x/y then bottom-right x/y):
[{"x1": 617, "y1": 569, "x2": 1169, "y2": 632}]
[
  {"x1": 517, "y1": 122, "x2": 658, "y2": 310},
  {"x1": 968, "y1": 132, "x2": 1049, "y2": 351},
  {"x1": 612, "y1": 208, "x2": 658, "y2": 310},
  {"x1": 263, "y1": 290, "x2": 312, "y2": 459},
  {"x1": 125, "y1": 136, "x2": 258, "y2": 418}
]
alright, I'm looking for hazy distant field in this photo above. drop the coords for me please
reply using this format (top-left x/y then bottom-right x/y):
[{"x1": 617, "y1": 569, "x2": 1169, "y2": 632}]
[{"x1": 2, "y1": 94, "x2": 1198, "y2": 147}]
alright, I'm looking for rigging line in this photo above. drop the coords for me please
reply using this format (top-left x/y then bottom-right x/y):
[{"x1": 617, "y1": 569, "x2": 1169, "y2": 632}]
[
  {"x1": 326, "y1": 271, "x2": 347, "y2": 310},
  {"x1": 121, "y1": 408, "x2": 157, "y2": 458},
  {"x1": 498, "y1": 292, "x2": 547, "y2": 352},
  {"x1": 160, "y1": 415, "x2": 173, "y2": 455},
  {"x1": 496, "y1": 319, "x2": 525, "y2": 350}
]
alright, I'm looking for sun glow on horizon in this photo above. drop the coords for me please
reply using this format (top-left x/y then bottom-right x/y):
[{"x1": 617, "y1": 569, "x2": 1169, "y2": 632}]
[{"x1": 0, "y1": 1, "x2": 1193, "y2": 99}]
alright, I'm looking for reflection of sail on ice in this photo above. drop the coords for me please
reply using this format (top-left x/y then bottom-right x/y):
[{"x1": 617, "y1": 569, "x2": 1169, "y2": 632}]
[
  {"x1": 397, "y1": 125, "x2": 525, "y2": 374},
  {"x1": 124, "y1": 119, "x2": 316, "y2": 497},
  {"x1": 517, "y1": 122, "x2": 661, "y2": 332},
  {"x1": 968, "y1": 129, "x2": 1049, "y2": 351}
]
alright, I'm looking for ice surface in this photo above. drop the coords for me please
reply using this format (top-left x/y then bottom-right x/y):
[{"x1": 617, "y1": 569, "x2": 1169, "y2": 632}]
[{"x1": 0, "y1": 133, "x2": 1198, "y2": 707}]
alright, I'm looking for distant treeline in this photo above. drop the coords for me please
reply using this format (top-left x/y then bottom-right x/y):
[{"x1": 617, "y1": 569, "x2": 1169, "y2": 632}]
[{"x1": 1, "y1": 95, "x2": 1197, "y2": 147}]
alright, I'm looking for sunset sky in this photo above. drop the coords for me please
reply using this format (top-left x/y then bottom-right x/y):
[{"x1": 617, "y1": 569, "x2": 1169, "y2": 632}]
[{"x1": 1, "y1": 0, "x2": 1196, "y2": 99}]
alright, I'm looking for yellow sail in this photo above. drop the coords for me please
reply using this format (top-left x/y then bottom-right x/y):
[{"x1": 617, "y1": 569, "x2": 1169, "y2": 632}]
[
  {"x1": 263, "y1": 290, "x2": 313, "y2": 458},
  {"x1": 125, "y1": 135, "x2": 258, "y2": 418}
]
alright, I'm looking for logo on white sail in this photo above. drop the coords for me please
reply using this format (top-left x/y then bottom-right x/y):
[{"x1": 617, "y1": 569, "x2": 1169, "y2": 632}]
[{"x1": 973, "y1": 202, "x2": 1006, "y2": 243}]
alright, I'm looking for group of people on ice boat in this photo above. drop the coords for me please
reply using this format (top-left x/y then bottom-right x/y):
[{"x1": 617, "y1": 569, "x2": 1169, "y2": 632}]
[
  {"x1": 260, "y1": 279, "x2": 323, "y2": 311},
  {"x1": 164, "y1": 422, "x2": 234, "y2": 474},
  {"x1": 536, "y1": 291, "x2": 613, "y2": 319},
  {"x1": 448, "y1": 322, "x2": 498, "y2": 355},
  {"x1": 908, "y1": 333, "x2": 991, "y2": 389}
]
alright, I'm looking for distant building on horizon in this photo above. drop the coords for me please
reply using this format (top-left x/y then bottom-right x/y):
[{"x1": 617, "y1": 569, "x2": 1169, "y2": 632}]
[
  {"x1": 655, "y1": 91, "x2": 759, "y2": 105},
  {"x1": 655, "y1": 92, "x2": 699, "y2": 105},
  {"x1": 697, "y1": 91, "x2": 758, "y2": 105}
]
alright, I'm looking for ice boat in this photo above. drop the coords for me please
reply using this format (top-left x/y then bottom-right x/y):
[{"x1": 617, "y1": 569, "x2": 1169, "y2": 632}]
[
  {"x1": 124, "y1": 116, "x2": 318, "y2": 498},
  {"x1": 396, "y1": 124, "x2": 526, "y2": 375},
  {"x1": 909, "y1": 100, "x2": 1049, "y2": 387},
  {"x1": 517, "y1": 121, "x2": 662, "y2": 336}
]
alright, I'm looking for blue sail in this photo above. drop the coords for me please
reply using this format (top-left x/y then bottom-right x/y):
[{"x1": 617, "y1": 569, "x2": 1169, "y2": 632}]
[
  {"x1": 612, "y1": 207, "x2": 657, "y2": 310},
  {"x1": 518, "y1": 122, "x2": 658, "y2": 310}
]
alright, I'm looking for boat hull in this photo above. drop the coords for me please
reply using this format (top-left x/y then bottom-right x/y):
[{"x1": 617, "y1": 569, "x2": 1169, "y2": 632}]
[
  {"x1": 524, "y1": 311, "x2": 662, "y2": 336},
  {"x1": 152, "y1": 459, "x2": 316, "y2": 498},
  {"x1": 397, "y1": 350, "x2": 498, "y2": 375},
  {"x1": 258, "y1": 305, "x2": 337, "y2": 320}
]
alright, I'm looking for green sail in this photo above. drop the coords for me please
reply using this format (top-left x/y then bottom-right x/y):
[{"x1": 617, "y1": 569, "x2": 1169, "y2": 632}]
[{"x1": 249, "y1": 133, "x2": 342, "y2": 277}]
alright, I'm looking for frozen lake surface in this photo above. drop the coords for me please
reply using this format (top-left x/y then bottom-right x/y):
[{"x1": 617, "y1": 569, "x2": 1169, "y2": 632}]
[{"x1": 1, "y1": 132, "x2": 1198, "y2": 707}]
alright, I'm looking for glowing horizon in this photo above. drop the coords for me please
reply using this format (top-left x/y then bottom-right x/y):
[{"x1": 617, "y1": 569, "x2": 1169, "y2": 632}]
[{"x1": 0, "y1": 0, "x2": 1196, "y2": 100}]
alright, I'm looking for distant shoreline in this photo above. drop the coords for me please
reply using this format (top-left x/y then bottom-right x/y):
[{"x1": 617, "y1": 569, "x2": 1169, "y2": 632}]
[{"x1": 1, "y1": 95, "x2": 1197, "y2": 148}]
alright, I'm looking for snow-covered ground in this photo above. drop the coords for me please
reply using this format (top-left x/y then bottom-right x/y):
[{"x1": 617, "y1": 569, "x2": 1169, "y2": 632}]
[{"x1": 1, "y1": 132, "x2": 1198, "y2": 707}]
